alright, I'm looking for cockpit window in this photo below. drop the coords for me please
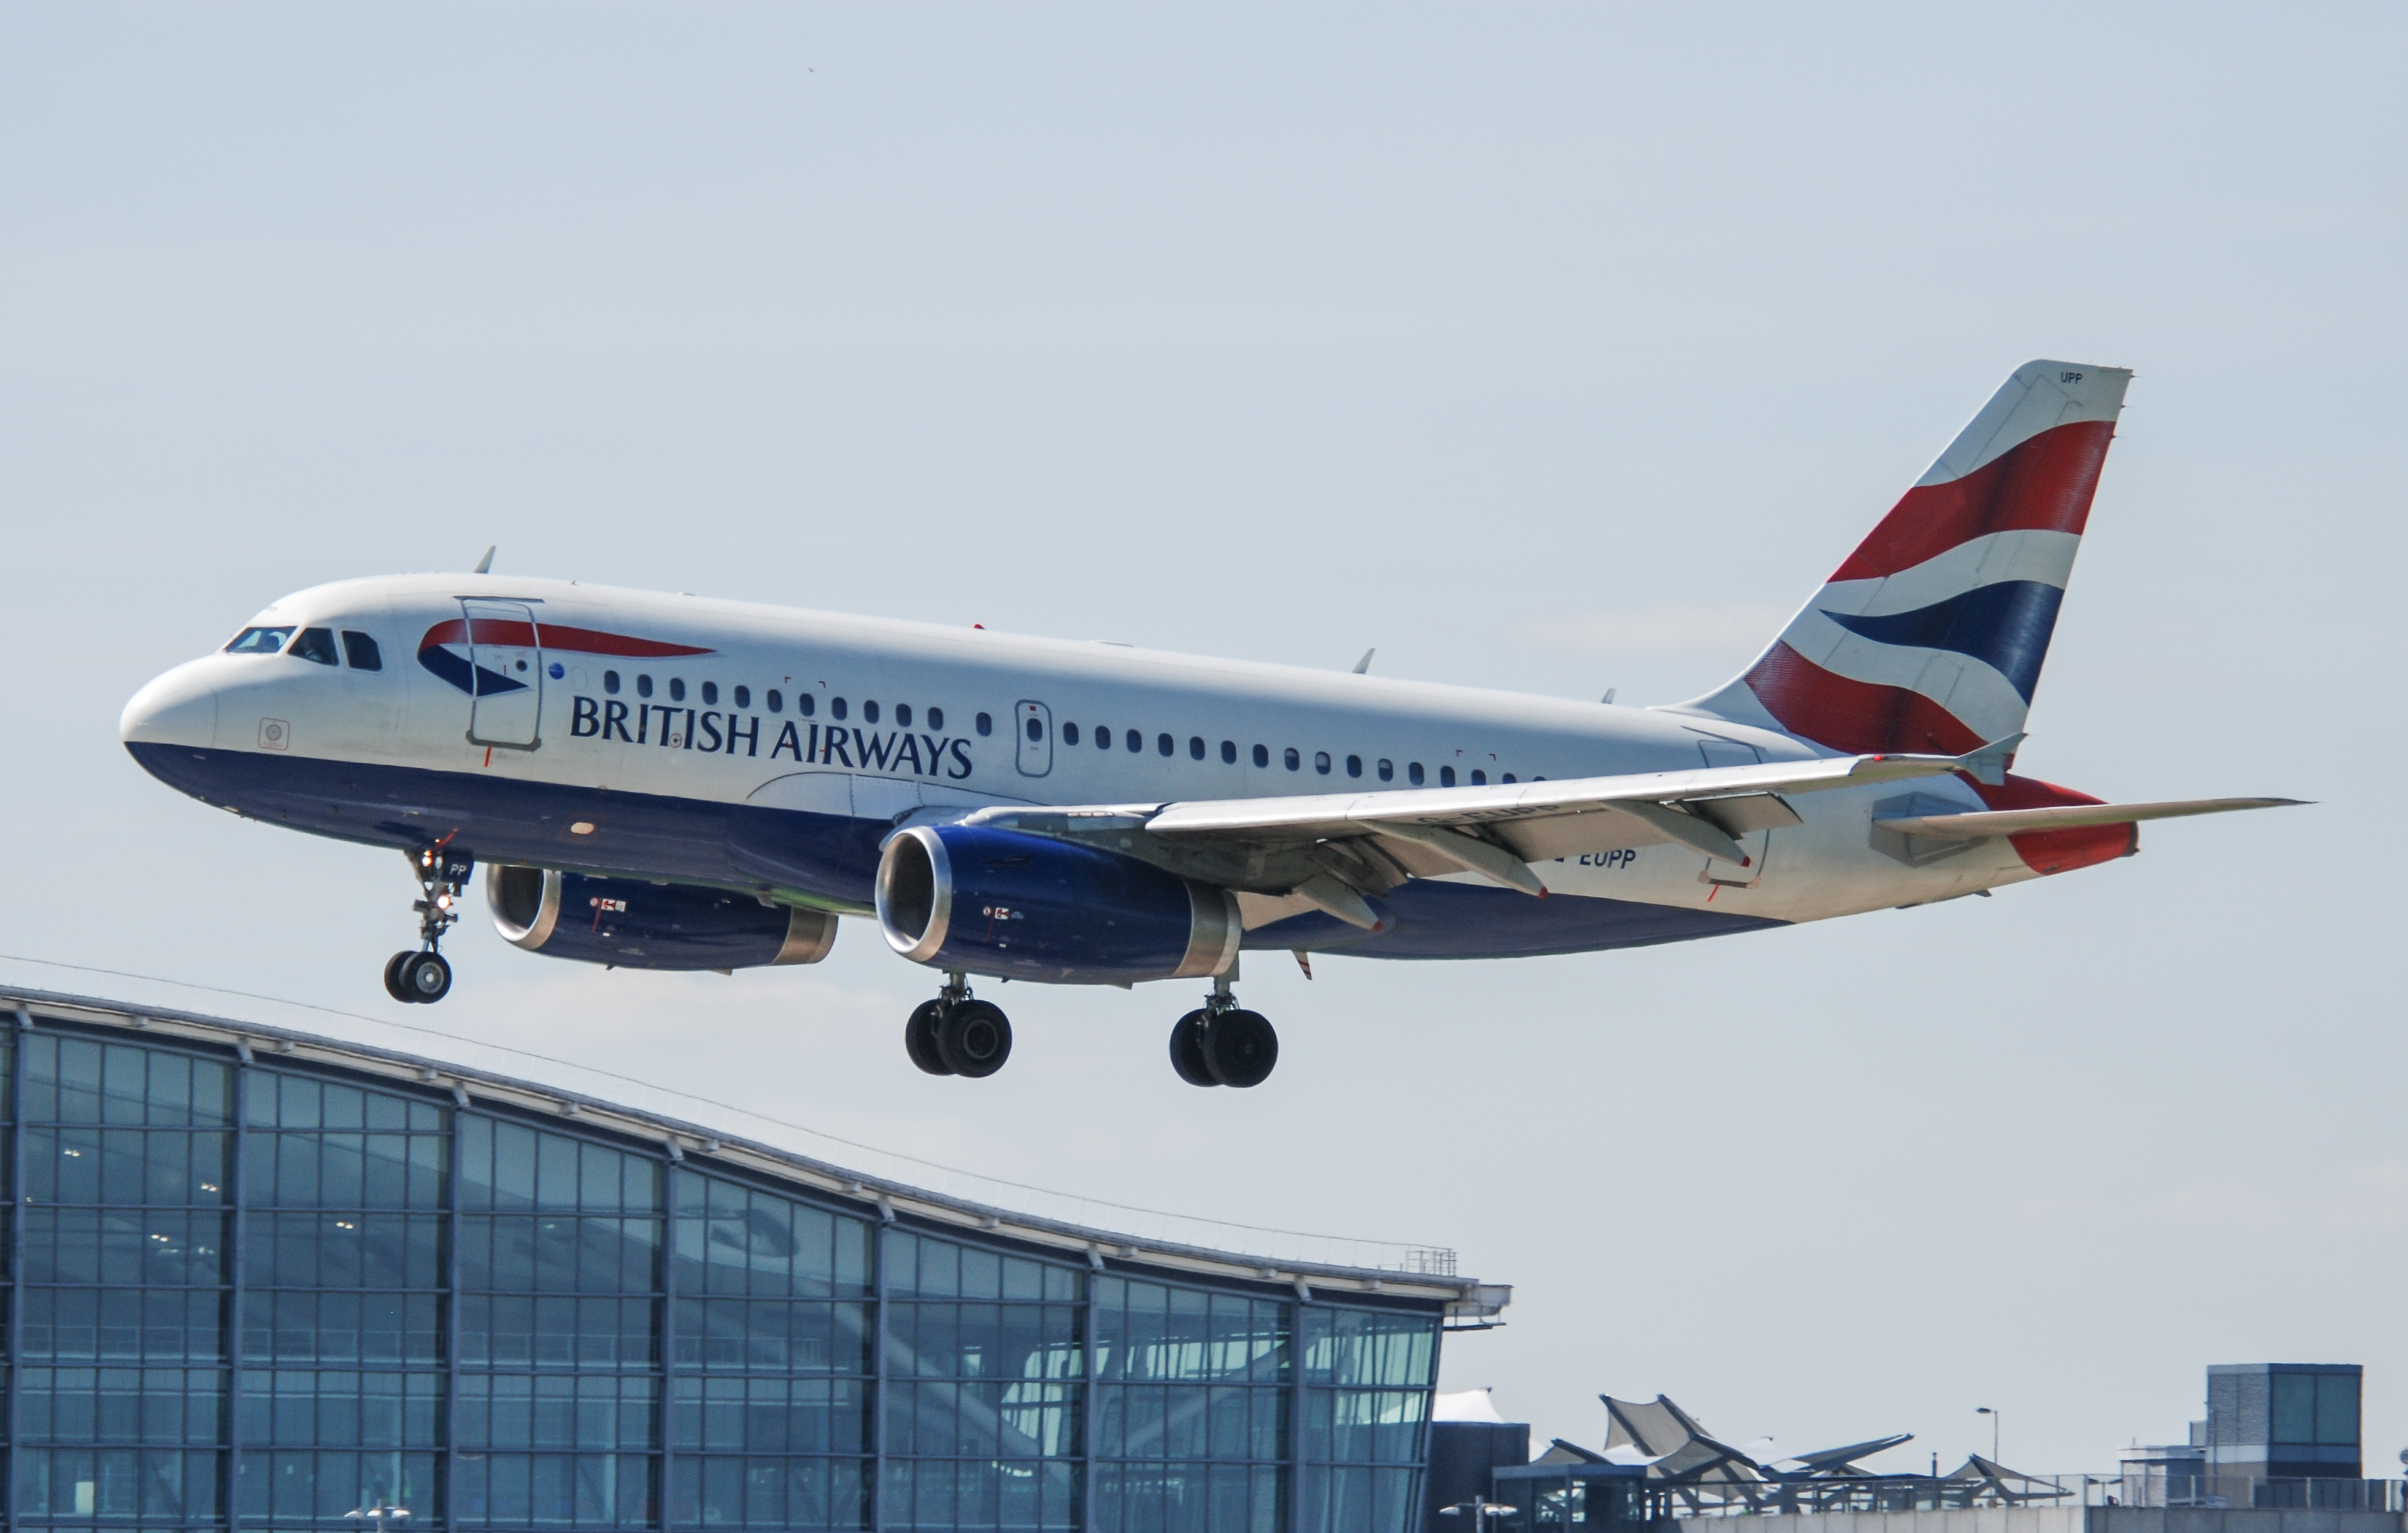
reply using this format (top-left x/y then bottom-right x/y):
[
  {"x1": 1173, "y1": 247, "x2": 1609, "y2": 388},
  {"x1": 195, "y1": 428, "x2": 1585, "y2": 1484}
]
[
  {"x1": 340, "y1": 630, "x2": 383, "y2": 671},
  {"x1": 288, "y1": 628, "x2": 340, "y2": 667},
  {"x1": 225, "y1": 626, "x2": 296, "y2": 654}
]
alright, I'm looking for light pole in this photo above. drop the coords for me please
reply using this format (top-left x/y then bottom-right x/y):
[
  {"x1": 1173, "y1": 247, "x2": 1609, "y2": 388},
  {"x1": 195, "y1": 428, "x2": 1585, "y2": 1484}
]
[
  {"x1": 1976, "y1": 1407, "x2": 1999, "y2": 1464},
  {"x1": 1440, "y1": 1499, "x2": 1520, "y2": 1531}
]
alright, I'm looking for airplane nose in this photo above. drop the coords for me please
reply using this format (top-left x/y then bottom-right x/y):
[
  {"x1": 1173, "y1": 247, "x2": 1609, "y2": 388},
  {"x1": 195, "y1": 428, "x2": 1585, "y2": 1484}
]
[{"x1": 121, "y1": 660, "x2": 220, "y2": 749}]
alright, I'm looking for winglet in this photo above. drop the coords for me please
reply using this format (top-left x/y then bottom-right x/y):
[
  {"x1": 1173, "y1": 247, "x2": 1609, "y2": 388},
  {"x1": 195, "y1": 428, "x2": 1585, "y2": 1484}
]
[
  {"x1": 473, "y1": 545, "x2": 496, "y2": 575},
  {"x1": 1952, "y1": 731, "x2": 2026, "y2": 787},
  {"x1": 1352, "y1": 648, "x2": 1376, "y2": 675}
]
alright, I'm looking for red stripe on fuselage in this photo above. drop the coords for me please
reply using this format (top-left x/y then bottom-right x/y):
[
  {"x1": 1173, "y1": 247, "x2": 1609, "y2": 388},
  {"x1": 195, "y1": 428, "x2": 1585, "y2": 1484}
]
[
  {"x1": 1830, "y1": 419, "x2": 2116, "y2": 582},
  {"x1": 417, "y1": 619, "x2": 713, "y2": 658}
]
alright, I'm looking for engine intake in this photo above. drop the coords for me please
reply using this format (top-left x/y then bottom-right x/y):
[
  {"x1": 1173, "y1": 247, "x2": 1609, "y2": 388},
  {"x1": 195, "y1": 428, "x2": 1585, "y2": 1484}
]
[
  {"x1": 876, "y1": 825, "x2": 1239, "y2": 985},
  {"x1": 488, "y1": 866, "x2": 836, "y2": 971}
]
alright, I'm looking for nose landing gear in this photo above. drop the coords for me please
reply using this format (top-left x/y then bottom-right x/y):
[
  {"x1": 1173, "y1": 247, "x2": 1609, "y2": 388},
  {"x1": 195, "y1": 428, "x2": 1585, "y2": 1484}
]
[
  {"x1": 384, "y1": 846, "x2": 471, "y2": 1005},
  {"x1": 904, "y1": 972, "x2": 1014, "y2": 1078},
  {"x1": 1169, "y1": 975, "x2": 1277, "y2": 1088}
]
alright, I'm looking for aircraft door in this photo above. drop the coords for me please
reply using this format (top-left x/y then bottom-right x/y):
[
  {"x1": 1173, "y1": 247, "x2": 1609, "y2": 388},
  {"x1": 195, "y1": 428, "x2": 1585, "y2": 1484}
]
[
  {"x1": 1015, "y1": 700, "x2": 1053, "y2": 777},
  {"x1": 463, "y1": 599, "x2": 544, "y2": 750}
]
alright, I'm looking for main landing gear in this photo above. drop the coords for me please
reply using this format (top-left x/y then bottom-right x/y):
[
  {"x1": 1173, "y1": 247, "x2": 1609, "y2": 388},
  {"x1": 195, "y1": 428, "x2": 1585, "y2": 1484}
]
[
  {"x1": 905, "y1": 972, "x2": 1015, "y2": 1078},
  {"x1": 1169, "y1": 975, "x2": 1278, "y2": 1089},
  {"x1": 384, "y1": 846, "x2": 470, "y2": 1006}
]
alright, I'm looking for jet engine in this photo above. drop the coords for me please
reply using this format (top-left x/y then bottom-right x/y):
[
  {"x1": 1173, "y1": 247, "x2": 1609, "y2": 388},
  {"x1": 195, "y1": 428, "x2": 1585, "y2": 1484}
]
[
  {"x1": 487, "y1": 866, "x2": 837, "y2": 971},
  {"x1": 875, "y1": 824, "x2": 1239, "y2": 985}
]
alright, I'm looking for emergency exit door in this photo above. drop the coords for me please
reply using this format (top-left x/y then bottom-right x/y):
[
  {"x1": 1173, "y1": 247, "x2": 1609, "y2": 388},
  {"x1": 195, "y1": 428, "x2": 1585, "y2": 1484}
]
[
  {"x1": 463, "y1": 599, "x2": 544, "y2": 750},
  {"x1": 1015, "y1": 700, "x2": 1052, "y2": 777}
]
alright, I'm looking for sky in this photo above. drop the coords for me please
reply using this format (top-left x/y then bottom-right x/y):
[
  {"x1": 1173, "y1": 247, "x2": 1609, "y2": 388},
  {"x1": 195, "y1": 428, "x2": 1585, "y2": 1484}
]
[{"x1": 3, "y1": 1, "x2": 2404, "y2": 1475}]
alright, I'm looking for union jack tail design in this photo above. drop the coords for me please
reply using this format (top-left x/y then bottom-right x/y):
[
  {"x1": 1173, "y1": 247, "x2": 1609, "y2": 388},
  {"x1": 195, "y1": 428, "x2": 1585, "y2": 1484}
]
[{"x1": 1687, "y1": 359, "x2": 2132, "y2": 756}]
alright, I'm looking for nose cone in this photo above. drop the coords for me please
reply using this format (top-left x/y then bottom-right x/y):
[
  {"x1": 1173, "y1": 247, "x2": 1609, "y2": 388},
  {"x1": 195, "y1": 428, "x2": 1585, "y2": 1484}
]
[{"x1": 122, "y1": 660, "x2": 220, "y2": 750}]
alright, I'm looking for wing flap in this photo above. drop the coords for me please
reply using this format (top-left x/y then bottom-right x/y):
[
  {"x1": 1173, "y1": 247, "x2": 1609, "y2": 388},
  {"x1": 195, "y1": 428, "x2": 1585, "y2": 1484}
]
[{"x1": 1875, "y1": 797, "x2": 2304, "y2": 839}]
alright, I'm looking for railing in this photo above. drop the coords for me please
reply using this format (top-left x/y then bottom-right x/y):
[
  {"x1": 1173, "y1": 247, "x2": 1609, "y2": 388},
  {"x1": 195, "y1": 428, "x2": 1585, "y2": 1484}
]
[{"x1": 1644, "y1": 1475, "x2": 2408, "y2": 1518}]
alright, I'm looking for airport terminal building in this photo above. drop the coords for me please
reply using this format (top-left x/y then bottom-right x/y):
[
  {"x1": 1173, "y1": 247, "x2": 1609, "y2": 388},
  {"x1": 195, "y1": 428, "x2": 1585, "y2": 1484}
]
[{"x1": 0, "y1": 991, "x2": 1504, "y2": 1533}]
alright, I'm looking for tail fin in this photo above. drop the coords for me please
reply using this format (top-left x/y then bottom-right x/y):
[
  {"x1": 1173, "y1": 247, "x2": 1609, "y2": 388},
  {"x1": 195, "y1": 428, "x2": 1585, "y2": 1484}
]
[{"x1": 1683, "y1": 359, "x2": 2132, "y2": 755}]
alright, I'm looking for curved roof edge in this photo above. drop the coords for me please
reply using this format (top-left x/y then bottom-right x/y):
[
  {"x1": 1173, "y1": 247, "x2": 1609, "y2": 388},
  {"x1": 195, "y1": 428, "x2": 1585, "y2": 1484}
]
[{"x1": 2, "y1": 986, "x2": 1508, "y2": 1324}]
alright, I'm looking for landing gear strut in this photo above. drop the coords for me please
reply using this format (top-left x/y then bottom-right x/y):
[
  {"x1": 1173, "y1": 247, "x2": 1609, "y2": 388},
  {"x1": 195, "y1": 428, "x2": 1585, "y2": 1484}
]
[
  {"x1": 384, "y1": 846, "x2": 470, "y2": 1005},
  {"x1": 904, "y1": 972, "x2": 1014, "y2": 1078},
  {"x1": 1169, "y1": 974, "x2": 1277, "y2": 1089}
]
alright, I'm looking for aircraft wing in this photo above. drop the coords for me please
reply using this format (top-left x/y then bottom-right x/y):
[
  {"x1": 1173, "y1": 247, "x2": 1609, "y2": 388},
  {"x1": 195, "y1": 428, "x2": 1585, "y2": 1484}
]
[
  {"x1": 962, "y1": 749, "x2": 1982, "y2": 930},
  {"x1": 1875, "y1": 797, "x2": 2303, "y2": 839}
]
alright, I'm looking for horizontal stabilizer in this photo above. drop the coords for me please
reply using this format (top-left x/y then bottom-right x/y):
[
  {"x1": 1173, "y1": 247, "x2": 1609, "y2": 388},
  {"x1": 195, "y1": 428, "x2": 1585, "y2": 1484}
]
[{"x1": 1876, "y1": 797, "x2": 2304, "y2": 839}]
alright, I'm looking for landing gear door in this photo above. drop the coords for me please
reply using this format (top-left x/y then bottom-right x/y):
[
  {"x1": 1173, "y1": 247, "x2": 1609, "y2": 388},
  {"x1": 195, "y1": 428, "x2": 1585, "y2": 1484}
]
[
  {"x1": 463, "y1": 600, "x2": 544, "y2": 750},
  {"x1": 1015, "y1": 700, "x2": 1052, "y2": 777}
]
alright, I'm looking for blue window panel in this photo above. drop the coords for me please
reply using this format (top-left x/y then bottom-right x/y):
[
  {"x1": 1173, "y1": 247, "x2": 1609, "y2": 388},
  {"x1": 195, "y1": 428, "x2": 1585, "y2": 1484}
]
[
  {"x1": 16, "y1": 1446, "x2": 222, "y2": 1522},
  {"x1": 242, "y1": 1290, "x2": 441, "y2": 1367},
  {"x1": 1300, "y1": 1307, "x2": 1435, "y2": 1388},
  {"x1": 459, "y1": 1216, "x2": 662, "y2": 1293},
  {"x1": 22, "y1": 1035, "x2": 232, "y2": 1128},
  {"x1": 673, "y1": 1174, "x2": 871, "y2": 1299},
  {"x1": 883, "y1": 1380, "x2": 1080, "y2": 1460},
  {"x1": 244, "y1": 1072, "x2": 442, "y2": 1134},
  {"x1": 21, "y1": 1210, "x2": 226, "y2": 1286},
  {"x1": 1299, "y1": 1465, "x2": 1418, "y2": 1533},
  {"x1": 1304, "y1": 1386, "x2": 1429, "y2": 1465},
  {"x1": 245, "y1": 1130, "x2": 446, "y2": 1209},
  {"x1": 453, "y1": 1451, "x2": 652, "y2": 1528},
  {"x1": 245, "y1": 1211, "x2": 445, "y2": 1289},
  {"x1": 1094, "y1": 1280, "x2": 1286, "y2": 1384},
  {"x1": 669, "y1": 1298, "x2": 872, "y2": 1375},
  {"x1": 236, "y1": 1449, "x2": 437, "y2": 1524},
  {"x1": 457, "y1": 1374, "x2": 659, "y2": 1452},
  {"x1": 19, "y1": 1287, "x2": 226, "y2": 1363},
  {"x1": 671, "y1": 1375, "x2": 871, "y2": 1455},
  {"x1": 461, "y1": 1118, "x2": 662, "y2": 1214},
  {"x1": 881, "y1": 1455, "x2": 1076, "y2": 1533},
  {"x1": 25, "y1": 1128, "x2": 232, "y2": 1206},
  {"x1": 668, "y1": 1455, "x2": 869, "y2": 1530},
  {"x1": 887, "y1": 1302, "x2": 1081, "y2": 1380},
  {"x1": 1096, "y1": 1460, "x2": 1281, "y2": 1533},
  {"x1": 457, "y1": 1295, "x2": 657, "y2": 1371},
  {"x1": 236, "y1": 1369, "x2": 442, "y2": 1449},
  {"x1": 17, "y1": 1366, "x2": 224, "y2": 1445}
]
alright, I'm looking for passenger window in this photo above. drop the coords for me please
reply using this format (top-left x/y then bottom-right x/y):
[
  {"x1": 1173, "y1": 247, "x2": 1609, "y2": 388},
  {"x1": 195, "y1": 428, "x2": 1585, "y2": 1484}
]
[
  {"x1": 1470, "y1": 769, "x2": 1487, "y2": 785},
  {"x1": 929, "y1": 707, "x2": 946, "y2": 731},
  {"x1": 1377, "y1": 759, "x2": 1393, "y2": 782},
  {"x1": 1251, "y1": 744, "x2": 1269, "y2": 768},
  {"x1": 1283, "y1": 748, "x2": 1301, "y2": 771},
  {"x1": 605, "y1": 671, "x2": 621, "y2": 695},
  {"x1": 1025, "y1": 717, "x2": 1042, "y2": 742},
  {"x1": 733, "y1": 685, "x2": 750, "y2": 709},
  {"x1": 977, "y1": 712, "x2": 993, "y2": 737},
  {"x1": 1346, "y1": 755, "x2": 1362, "y2": 778},
  {"x1": 1409, "y1": 763, "x2": 1425, "y2": 785},
  {"x1": 765, "y1": 690, "x2": 782, "y2": 712},
  {"x1": 700, "y1": 681, "x2": 718, "y2": 705},
  {"x1": 1063, "y1": 721, "x2": 1080, "y2": 746},
  {"x1": 1157, "y1": 733, "x2": 1173, "y2": 757},
  {"x1": 1221, "y1": 741, "x2": 1237, "y2": 764},
  {"x1": 1189, "y1": 737, "x2": 1205, "y2": 760},
  {"x1": 896, "y1": 704, "x2": 913, "y2": 727},
  {"x1": 637, "y1": 675, "x2": 654, "y2": 698},
  {"x1": 1127, "y1": 729, "x2": 1143, "y2": 753},
  {"x1": 1441, "y1": 765, "x2": 1457, "y2": 787},
  {"x1": 224, "y1": 625, "x2": 296, "y2": 654},
  {"x1": 798, "y1": 694, "x2": 816, "y2": 717},
  {"x1": 863, "y1": 700, "x2": 879, "y2": 724},
  {"x1": 340, "y1": 631, "x2": 383, "y2": 671},
  {"x1": 1502, "y1": 773, "x2": 1516, "y2": 783},
  {"x1": 669, "y1": 677, "x2": 686, "y2": 702},
  {"x1": 289, "y1": 627, "x2": 339, "y2": 666},
  {"x1": 831, "y1": 697, "x2": 847, "y2": 720},
  {"x1": 1314, "y1": 752, "x2": 1331, "y2": 775},
  {"x1": 1096, "y1": 725, "x2": 1110, "y2": 750}
]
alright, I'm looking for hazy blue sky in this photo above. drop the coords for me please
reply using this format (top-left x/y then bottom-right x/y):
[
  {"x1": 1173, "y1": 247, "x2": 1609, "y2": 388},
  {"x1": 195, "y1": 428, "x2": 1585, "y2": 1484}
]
[{"x1": 5, "y1": 2, "x2": 2403, "y2": 1471}]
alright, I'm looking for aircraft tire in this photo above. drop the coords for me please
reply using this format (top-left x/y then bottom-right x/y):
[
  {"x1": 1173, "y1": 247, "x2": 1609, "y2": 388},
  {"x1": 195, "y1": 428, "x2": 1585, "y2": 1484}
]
[
  {"x1": 1202, "y1": 1009, "x2": 1277, "y2": 1088},
  {"x1": 905, "y1": 1001, "x2": 955, "y2": 1076},
  {"x1": 1168, "y1": 1011, "x2": 1219, "y2": 1087},
  {"x1": 400, "y1": 952, "x2": 453, "y2": 1005},
  {"x1": 938, "y1": 1000, "x2": 1012, "y2": 1079},
  {"x1": 383, "y1": 952, "x2": 415, "y2": 1004}
]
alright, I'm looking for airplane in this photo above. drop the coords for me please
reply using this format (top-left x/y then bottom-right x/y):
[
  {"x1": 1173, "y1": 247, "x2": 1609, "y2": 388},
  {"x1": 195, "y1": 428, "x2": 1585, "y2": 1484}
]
[{"x1": 120, "y1": 360, "x2": 2297, "y2": 1087}]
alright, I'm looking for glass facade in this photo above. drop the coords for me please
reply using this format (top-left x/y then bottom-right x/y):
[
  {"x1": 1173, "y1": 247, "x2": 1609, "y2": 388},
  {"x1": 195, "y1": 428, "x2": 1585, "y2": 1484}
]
[{"x1": 0, "y1": 1016, "x2": 1445, "y2": 1532}]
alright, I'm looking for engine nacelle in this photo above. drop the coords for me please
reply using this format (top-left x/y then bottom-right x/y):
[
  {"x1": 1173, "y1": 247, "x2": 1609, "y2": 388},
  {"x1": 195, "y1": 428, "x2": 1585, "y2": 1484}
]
[
  {"x1": 875, "y1": 825, "x2": 1239, "y2": 985},
  {"x1": 488, "y1": 866, "x2": 837, "y2": 971}
]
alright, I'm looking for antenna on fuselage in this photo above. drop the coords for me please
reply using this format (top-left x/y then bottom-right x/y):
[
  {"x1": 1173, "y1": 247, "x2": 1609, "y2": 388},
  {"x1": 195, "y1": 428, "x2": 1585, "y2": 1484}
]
[
  {"x1": 472, "y1": 546, "x2": 496, "y2": 575},
  {"x1": 1352, "y1": 648, "x2": 1375, "y2": 675}
]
